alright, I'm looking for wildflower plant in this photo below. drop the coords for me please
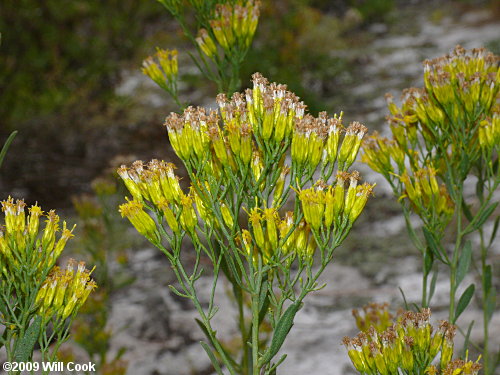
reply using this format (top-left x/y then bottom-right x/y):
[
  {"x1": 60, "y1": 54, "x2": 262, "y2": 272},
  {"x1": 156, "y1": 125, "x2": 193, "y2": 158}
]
[
  {"x1": 343, "y1": 308, "x2": 482, "y2": 375},
  {"x1": 143, "y1": 0, "x2": 261, "y2": 103},
  {"x1": 362, "y1": 46, "x2": 499, "y2": 374},
  {"x1": 118, "y1": 73, "x2": 374, "y2": 374},
  {"x1": 0, "y1": 197, "x2": 97, "y2": 371}
]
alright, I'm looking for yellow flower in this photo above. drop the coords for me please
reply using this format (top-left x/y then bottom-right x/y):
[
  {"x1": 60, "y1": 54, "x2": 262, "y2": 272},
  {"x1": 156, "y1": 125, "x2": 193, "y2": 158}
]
[
  {"x1": 119, "y1": 199, "x2": 159, "y2": 243},
  {"x1": 196, "y1": 29, "x2": 217, "y2": 58}
]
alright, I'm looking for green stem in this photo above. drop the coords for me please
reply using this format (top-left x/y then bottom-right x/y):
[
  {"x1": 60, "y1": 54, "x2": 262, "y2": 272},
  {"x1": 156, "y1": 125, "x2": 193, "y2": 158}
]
[
  {"x1": 479, "y1": 229, "x2": 490, "y2": 375},
  {"x1": 251, "y1": 289, "x2": 260, "y2": 375},
  {"x1": 238, "y1": 292, "x2": 249, "y2": 375},
  {"x1": 450, "y1": 183, "x2": 464, "y2": 323},
  {"x1": 422, "y1": 267, "x2": 428, "y2": 308}
]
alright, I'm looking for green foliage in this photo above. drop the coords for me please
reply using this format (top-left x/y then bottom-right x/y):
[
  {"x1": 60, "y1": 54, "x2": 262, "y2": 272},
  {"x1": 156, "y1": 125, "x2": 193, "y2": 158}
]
[
  {"x1": 0, "y1": 0, "x2": 165, "y2": 130},
  {"x1": 242, "y1": 1, "x2": 359, "y2": 115},
  {"x1": 349, "y1": 0, "x2": 394, "y2": 22},
  {"x1": 0, "y1": 131, "x2": 17, "y2": 170}
]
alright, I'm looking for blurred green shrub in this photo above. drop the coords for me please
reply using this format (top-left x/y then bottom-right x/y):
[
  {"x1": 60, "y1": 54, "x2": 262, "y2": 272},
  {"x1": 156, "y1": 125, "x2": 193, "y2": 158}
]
[
  {"x1": 242, "y1": 0, "x2": 362, "y2": 114},
  {"x1": 0, "y1": 0, "x2": 166, "y2": 130},
  {"x1": 349, "y1": 0, "x2": 394, "y2": 22}
]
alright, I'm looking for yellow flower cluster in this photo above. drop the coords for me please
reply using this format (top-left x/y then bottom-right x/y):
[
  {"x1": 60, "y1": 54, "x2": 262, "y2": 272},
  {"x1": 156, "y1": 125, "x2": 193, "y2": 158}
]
[
  {"x1": 0, "y1": 197, "x2": 75, "y2": 277},
  {"x1": 399, "y1": 166, "x2": 454, "y2": 220},
  {"x1": 118, "y1": 160, "x2": 203, "y2": 239},
  {"x1": 163, "y1": 73, "x2": 367, "y2": 174},
  {"x1": 383, "y1": 46, "x2": 499, "y2": 154},
  {"x1": 35, "y1": 260, "x2": 97, "y2": 320},
  {"x1": 241, "y1": 209, "x2": 317, "y2": 262},
  {"x1": 142, "y1": 48, "x2": 178, "y2": 92},
  {"x1": 343, "y1": 309, "x2": 459, "y2": 375},
  {"x1": 478, "y1": 111, "x2": 500, "y2": 150},
  {"x1": 427, "y1": 358, "x2": 482, "y2": 375},
  {"x1": 297, "y1": 173, "x2": 375, "y2": 231},
  {"x1": 352, "y1": 303, "x2": 394, "y2": 334},
  {"x1": 119, "y1": 74, "x2": 373, "y2": 265},
  {"x1": 197, "y1": 1, "x2": 260, "y2": 57}
]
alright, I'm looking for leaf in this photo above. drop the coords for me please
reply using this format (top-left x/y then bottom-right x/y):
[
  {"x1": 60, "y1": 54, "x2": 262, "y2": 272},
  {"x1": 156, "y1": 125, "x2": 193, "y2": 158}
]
[
  {"x1": 195, "y1": 319, "x2": 238, "y2": 370},
  {"x1": 472, "y1": 202, "x2": 499, "y2": 232},
  {"x1": 428, "y1": 270, "x2": 438, "y2": 306},
  {"x1": 258, "y1": 278, "x2": 270, "y2": 325},
  {"x1": 0, "y1": 131, "x2": 17, "y2": 170},
  {"x1": 459, "y1": 153, "x2": 470, "y2": 180},
  {"x1": 484, "y1": 265, "x2": 492, "y2": 295},
  {"x1": 399, "y1": 287, "x2": 409, "y2": 310},
  {"x1": 200, "y1": 341, "x2": 224, "y2": 375},
  {"x1": 14, "y1": 315, "x2": 42, "y2": 362},
  {"x1": 423, "y1": 227, "x2": 448, "y2": 264},
  {"x1": 485, "y1": 289, "x2": 497, "y2": 324},
  {"x1": 462, "y1": 198, "x2": 473, "y2": 222},
  {"x1": 456, "y1": 241, "x2": 472, "y2": 287},
  {"x1": 258, "y1": 301, "x2": 302, "y2": 366},
  {"x1": 454, "y1": 284, "x2": 475, "y2": 323},
  {"x1": 460, "y1": 320, "x2": 474, "y2": 358},
  {"x1": 423, "y1": 247, "x2": 434, "y2": 277},
  {"x1": 489, "y1": 215, "x2": 500, "y2": 247}
]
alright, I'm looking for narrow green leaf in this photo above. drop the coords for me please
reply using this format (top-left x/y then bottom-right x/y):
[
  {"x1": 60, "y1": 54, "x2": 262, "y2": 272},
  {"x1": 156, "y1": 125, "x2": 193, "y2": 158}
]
[
  {"x1": 462, "y1": 198, "x2": 473, "y2": 222},
  {"x1": 454, "y1": 284, "x2": 475, "y2": 323},
  {"x1": 485, "y1": 289, "x2": 496, "y2": 324},
  {"x1": 258, "y1": 279, "x2": 270, "y2": 325},
  {"x1": 460, "y1": 320, "x2": 474, "y2": 358},
  {"x1": 489, "y1": 215, "x2": 500, "y2": 247},
  {"x1": 428, "y1": 270, "x2": 438, "y2": 306},
  {"x1": 456, "y1": 241, "x2": 472, "y2": 287},
  {"x1": 423, "y1": 227, "x2": 448, "y2": 264},
  {"x1": 168, "y1": 284, "x2": 190, "y2": 298},
  {"x1": 14, "y1": 315, "x2": 42, "y2": 362},
  {"x1": 259, "y1": 301, "x2": 302, "y2": 366},
  {"x1": 195, "y1": 319, "x2": 238, "y2": 370},
  {"x1": 472, "y1": 202, "x2": 499, "y2": 232},
  {"x1": 399, "y1": 287, "x2": 409, "y2": 310},
  {"x1": 0, "y1": 131, "x2": 17, "y2": 170},
  {"x1": 200, "y1": 341, "x2": 224, "y2": 375},
  {"x1": 459, "y1": 152, "x2": 471, "y2": 180},
  {"x1": 423, "y1": 247, "x2": 434, "y2": 277},
  {"x1": 484, "y1": 265, "x2": 492, "y2": 295}
]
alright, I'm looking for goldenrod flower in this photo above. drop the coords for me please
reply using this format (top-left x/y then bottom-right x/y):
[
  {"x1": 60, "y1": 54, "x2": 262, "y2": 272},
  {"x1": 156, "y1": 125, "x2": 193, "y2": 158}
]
[
  {"x1": 324, "y1": 115, "x2": 343, "y2": 165},
  {"x1": 344, "y1": 308, "x2": 462, "y2": 375},
  {"x1": 179, "y1": 192, "x2": 198, "y2": 233},
  {"x1": 262, "y1": 207, "x2": 279, "y2": 250},
  {"x1": 337, "y1": 122, "x2": 368, "y2": 171},
  {"x1": 278, "y1": 211, "x2": 295, "y2": 254},
  {"x1": 297, "y1": 185, "x2": 326, "y2": 231},
  {"x1": 220, "y1": 203, "x2": 234, "y2": 228},
  {"x1": 36, "y1": 259, "x2": 97, "y2": 320},
  {"x1": 348, "y1": 182, "x2": 376, "y2": 224},
  {"x1": 352, "y1": 302, "x2": 393, "y2": 333},
  {"x1": 119, "y1": 199, "x2": 159, "y2": 243},
  {"x1": 142, "y1": 48, "x2": 178, "y2": 91},
  {"x1": 248, "y1": 207, "x2": 265, "y2": 249},
  {"x1": 208, "y1": 1, "x2": 260, "y2": 53},
  {"x1": 156, "y1": 198, "x2": 180, "y2": 234},
  {"x1": 196, "y1": 29, "x2": 217, "y2": 58}
]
